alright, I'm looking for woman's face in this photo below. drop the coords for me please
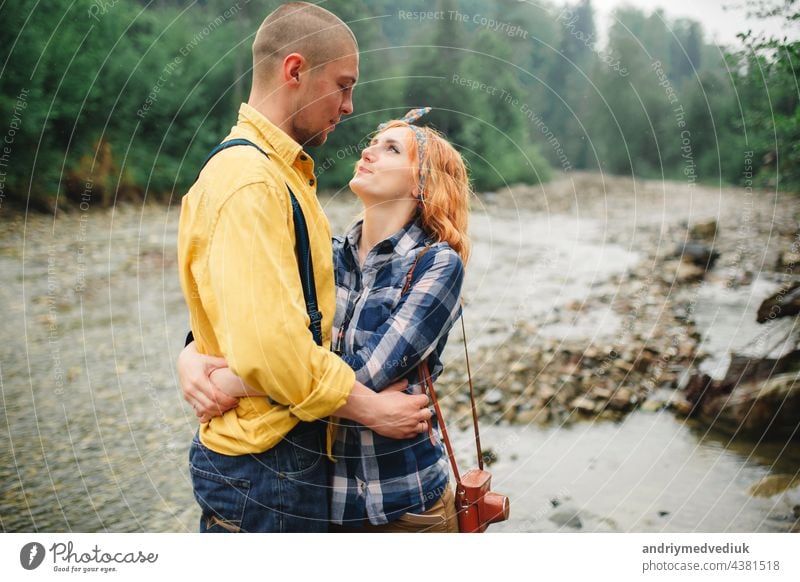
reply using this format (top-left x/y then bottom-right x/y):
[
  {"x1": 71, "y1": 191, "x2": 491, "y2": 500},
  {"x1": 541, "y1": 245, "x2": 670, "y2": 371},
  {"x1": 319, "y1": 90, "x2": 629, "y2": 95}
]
[{"x1": 349, "y1": 126, "x2": 418, "y2": 205}]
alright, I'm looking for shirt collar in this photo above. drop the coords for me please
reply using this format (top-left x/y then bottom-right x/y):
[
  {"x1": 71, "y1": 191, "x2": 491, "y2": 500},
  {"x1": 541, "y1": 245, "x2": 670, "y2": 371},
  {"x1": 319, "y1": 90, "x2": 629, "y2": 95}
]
[
  {"x1": 237, "y1": 103, "x2": 308, "y2": 165},
  {"x1": 344, "y1": 216, "x2": 431, "y2": 259}
]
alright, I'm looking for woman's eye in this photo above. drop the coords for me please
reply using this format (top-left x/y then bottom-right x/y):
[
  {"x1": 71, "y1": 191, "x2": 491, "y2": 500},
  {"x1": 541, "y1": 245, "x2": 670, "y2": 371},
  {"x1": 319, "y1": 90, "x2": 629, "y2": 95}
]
[{"x1": 389, "y1": 145, "x2": 399, "y2": 153}]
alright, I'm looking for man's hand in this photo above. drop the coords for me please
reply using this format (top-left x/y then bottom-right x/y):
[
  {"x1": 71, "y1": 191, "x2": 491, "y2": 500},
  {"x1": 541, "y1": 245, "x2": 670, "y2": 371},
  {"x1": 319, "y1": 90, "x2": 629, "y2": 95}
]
[
  {"x1": 177, "y1": 341, "x2": 239, "y2": 422},
  {"x1": 335, "y1": 379, "x2": 432, "y2": 439}
]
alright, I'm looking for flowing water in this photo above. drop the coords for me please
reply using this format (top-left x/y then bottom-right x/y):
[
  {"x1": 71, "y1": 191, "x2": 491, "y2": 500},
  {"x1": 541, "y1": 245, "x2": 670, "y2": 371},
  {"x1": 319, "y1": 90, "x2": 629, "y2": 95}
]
[{"x1": 1, "y1": 178, "x2": 797, "y2": 532}]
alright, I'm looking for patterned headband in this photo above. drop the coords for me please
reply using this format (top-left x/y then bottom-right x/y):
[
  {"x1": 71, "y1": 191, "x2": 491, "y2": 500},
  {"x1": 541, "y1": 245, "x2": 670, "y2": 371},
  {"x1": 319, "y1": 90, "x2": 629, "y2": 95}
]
[{"x1": 377, "y1": 107, "x2": 432, "y2": 204}]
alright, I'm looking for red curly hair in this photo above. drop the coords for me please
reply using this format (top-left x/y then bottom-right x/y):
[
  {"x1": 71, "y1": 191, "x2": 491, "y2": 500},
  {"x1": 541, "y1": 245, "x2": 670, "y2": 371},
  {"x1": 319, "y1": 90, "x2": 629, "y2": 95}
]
[{"x1": 377, "y1": 120, "x2": 472, "y2": 265}]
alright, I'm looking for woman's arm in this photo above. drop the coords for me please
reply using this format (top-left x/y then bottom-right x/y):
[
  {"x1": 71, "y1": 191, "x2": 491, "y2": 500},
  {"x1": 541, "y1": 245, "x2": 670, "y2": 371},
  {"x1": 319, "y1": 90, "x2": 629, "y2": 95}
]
[
  {"x1": 342, "y1": 246, "x2": 465, "y2": 391},
  {"x1": 209, "y1": 366, "x2": 265, "y2": 398},
  {"x1": 177, "y1": 342, "x2": 261, "y2": 422}
]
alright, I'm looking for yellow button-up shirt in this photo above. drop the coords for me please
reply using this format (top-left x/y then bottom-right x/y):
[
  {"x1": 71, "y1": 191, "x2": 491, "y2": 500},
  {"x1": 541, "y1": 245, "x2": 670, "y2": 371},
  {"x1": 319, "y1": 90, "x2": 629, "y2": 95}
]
[{"x1": 178, "y1": 103, "x2": 355, "y2": 455}]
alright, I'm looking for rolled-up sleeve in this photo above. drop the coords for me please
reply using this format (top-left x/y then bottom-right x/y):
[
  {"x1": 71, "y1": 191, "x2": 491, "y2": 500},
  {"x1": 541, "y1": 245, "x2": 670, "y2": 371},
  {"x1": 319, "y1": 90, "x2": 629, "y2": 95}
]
[
  {"x1": 341, "y1": 247, "x2": 464, "y2": 390},
  {"x1": 203, "y1": 184, "x2": 355, "y2": 421}
]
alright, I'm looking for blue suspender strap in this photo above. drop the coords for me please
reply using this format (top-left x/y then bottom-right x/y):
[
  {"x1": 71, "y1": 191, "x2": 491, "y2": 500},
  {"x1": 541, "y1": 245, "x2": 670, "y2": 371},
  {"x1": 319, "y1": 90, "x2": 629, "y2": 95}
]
[
  {"x1": 194, "y1": 138, "x2": 271, "y2": 181},
  {"x1": 188, "y1": 139, "x2": 323, "y2": 347},
  {"x1": 288, "y1": 186, "x2": 323, "y2": 346}
]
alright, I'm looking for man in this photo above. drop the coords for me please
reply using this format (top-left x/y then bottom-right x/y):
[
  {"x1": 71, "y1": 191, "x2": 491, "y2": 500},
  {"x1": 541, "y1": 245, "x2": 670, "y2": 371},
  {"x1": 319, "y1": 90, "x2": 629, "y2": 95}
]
[{"x1": 177, "y1": 2, "x2": 431, "y2": 533}]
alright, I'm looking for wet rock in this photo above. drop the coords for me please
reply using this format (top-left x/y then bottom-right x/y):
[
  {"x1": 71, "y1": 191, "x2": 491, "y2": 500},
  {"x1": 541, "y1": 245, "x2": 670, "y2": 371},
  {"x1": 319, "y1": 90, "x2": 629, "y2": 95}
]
[
  {"x1": 756, "y1": 282, "x2": 800, "y2": 323},
  {"x1": 549, "y1": 507, "x2": 582, "y2": 529},
  {"x1": 570, "y1": 396, "x2": 597, "y2": 414},
  {"x1": 615, "y1": 359, "x2": 634, "y2": 372},
  {"x1": 591, "y1": 386, "x2": 614, "y2": 399},
  {"x1": 675, "y1": 261, "x2": 706, "y2": 283},
  {"x1": 598, "y1": 410, "x2": 622, "y2": 421},
  {"x1": 674, "y1": 242, "x2": 721, "y2": 268},
  {"x1": 776, "y1": 251, "x2": 800, "y2": 269},
  {"x1": 514, "y1": 408, "x2": 535, "y2": 424},
  {"x1": 510, "y1": 361, "x2": 530, "y2": 373},
  {"x1": 678, "y1": 340, "x2": 696, "y2": 358},
  {"x1": 702, "y1": 372, "x2": 800, "y2": 440},
  {"x1": 502, "y1": 406, "x2": 517, "y2": 423},
  {"x1": 608, "y1": 388, "x2": 634, "y2": 411},
  {"x1": 689, "y1": 220, "x2": 717, "y2": 240},
  {"x1": 748, "y1": 474, "x2": 800, "y2": 498},
  {"x1": 583, "y1": 347, "x2": 599, "y2": 359},
  {"x1": 481, "y1": 448, "x2": 499, "y2": 466},
  {"x1": 483, "y1": 389, "x2": 503, "y2": 405},
  {"x1": 641, "y1": 399, "x2": 665, "y2": 413},
  {"x1": 667, "y1": 395, "x2": 694, "y2": 416},
  {"x1": 633, "y1": 351, "x2": 655, "y2": 372}
]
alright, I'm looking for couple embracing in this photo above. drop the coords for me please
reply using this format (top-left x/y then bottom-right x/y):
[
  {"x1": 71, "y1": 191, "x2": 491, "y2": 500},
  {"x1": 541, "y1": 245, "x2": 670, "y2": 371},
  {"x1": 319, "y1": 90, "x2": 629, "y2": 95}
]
[{"x1": 177, "y1": 2, "x2": 472, "y2": 533}]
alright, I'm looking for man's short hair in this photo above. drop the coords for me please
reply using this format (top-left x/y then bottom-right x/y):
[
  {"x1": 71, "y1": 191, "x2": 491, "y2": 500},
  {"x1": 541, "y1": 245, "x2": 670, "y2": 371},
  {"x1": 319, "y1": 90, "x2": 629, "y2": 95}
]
[{"x1": 253, "y1": 2, "x2": 357, "y2": 79}]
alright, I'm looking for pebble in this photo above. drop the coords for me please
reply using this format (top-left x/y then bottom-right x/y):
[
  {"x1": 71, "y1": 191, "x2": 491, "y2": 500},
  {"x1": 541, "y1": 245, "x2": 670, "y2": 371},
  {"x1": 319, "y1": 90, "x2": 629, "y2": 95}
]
[
  {"x1": 748, "y1": 474, "x2": 800, "y2": 498},
  {"x1": 641, "y1": 399, "x2": 666, "y2": 413},
  {"x1": 549, "y1": 508, "x2": 582, "y2": 529},
  {"x1": 571, "y1": 396, "x2": 598, "y2": 414},
  {"x1": 483, "y1": 389, "x2": 504, "y2": 405}
]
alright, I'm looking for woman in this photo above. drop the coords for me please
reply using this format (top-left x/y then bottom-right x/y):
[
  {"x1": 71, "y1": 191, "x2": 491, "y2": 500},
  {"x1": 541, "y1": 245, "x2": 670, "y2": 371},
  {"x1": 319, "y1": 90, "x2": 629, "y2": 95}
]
[{"x1": 180, "y1": 108, "x2": 471, "y2": 532}]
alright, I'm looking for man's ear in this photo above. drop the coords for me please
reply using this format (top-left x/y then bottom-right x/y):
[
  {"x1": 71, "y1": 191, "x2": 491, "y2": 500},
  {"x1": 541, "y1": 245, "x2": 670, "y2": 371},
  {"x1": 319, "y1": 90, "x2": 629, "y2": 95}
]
[{"x1": 282, "y1": 53, "x2": 304, "y2": 86}]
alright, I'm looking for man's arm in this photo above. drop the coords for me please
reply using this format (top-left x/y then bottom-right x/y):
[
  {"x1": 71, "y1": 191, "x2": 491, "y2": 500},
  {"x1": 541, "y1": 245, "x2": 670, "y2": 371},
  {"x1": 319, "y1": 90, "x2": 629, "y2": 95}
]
[
  {"x1": 202, "y1": 184, "x2": 355, "y2": 420},
  {"x1": 178, "y1": 343, "x2": 431, "y2": 438}
]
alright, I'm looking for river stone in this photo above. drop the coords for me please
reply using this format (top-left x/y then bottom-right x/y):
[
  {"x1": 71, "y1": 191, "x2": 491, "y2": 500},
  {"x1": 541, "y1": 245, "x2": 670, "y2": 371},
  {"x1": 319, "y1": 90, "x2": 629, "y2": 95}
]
[
  {"x1": 517, "y1": 407, "x2": 549, "y2": 425},
  {"x1": 777, "y1": 251, "x2": 800, "y2": 269},
  {"x1": 615, "y1": 360, "x2": 634, "y2": 372},
  {"x1": 549, "y1": 507, "x2": 582, "y2": 529},
  {"x1": 748, "y1": 474, "x2": 800, "y2": 498},
  {"x1": 641, "y1": 399, "x2": 666, "y2": 413},
  {"x1": 662, "y1": 261, "x2": 706, "y2": 284},
  {"x1": 571, "y1": 396, "x2": 597, "y2": 413},
  {"x1": 689, "y1": 219, "x2": 717, "y2": 240},
  {"x1": 484, "y1": 389, "x2": 503, "y2": 405},
  {"x1": 510, "y1": 361, "x2": 530, "y2": 373},
  {"x1": 591, "y1": 386, "x2": 614, "y2": 399},
  {"x1": 608, "y1": 388, "x2": 633, "y2": 410},
  {"x1": 668, "y1": 395, "x2": 694, "y2": 416},
  {"x1": 675, "y1": 242, "x2": 721, "y2": 268},
  {"x1": 509, "y1": 381, "x2": 524, "y2": 394},
  {"x1": 515, "y1": 409, "x2": 537, "y2": 424}
]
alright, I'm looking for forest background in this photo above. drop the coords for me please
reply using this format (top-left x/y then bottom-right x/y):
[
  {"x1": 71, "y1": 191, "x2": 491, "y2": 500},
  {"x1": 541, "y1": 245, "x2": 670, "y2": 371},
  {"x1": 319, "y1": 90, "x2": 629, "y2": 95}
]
[{"x1": 0, "y1": 0, "x2": 797, "y2": 212}]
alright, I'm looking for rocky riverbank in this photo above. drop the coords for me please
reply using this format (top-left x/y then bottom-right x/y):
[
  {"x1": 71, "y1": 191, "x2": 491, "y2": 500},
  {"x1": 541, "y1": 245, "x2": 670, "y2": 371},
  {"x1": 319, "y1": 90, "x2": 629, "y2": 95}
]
[
  {"x1": 431, "y1": 172, "x2": 800, "y2": 441},
  {"x1": 2, "y1": 171, "x2": 799, "y2": 532}
]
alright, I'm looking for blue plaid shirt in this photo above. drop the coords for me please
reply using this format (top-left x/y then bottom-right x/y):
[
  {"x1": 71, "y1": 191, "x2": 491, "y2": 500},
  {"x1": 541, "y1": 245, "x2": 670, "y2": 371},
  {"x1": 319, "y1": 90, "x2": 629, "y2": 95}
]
[{"x1": 330, "y1": 218, "x2": 464, "y2": 525}]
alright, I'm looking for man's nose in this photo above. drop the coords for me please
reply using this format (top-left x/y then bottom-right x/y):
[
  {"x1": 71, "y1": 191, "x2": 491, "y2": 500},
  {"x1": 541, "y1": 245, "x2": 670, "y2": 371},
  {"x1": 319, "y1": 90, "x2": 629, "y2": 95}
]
[{"x1": 341, "y1": 93, "x2": 354, "y2": 116}]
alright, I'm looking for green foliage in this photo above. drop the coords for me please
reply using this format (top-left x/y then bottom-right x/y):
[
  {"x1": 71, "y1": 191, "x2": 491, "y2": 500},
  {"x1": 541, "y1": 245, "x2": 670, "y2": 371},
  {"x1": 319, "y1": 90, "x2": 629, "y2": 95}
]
[
  {"x1": 731, "y1": 0, "x2": 800, "y2": 191},
  {"x1": 1, "y1": 0, "x2": 797, "y2": 212}
]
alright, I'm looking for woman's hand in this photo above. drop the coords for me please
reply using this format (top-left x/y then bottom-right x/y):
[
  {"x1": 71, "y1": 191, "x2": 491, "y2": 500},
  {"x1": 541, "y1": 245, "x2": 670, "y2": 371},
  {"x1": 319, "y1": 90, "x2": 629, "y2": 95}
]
[{"x1": 177, "y1": 341, "x2": 239, "y2": 422}]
